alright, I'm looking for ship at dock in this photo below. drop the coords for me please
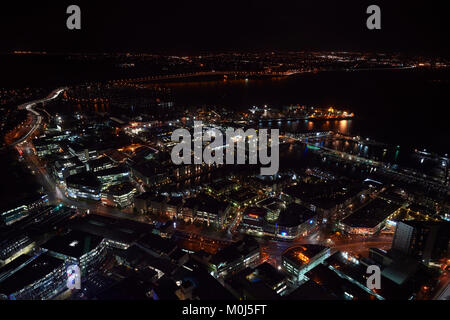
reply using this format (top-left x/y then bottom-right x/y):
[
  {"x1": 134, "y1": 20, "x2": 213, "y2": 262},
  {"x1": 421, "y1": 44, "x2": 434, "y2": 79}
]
[{"x1": 246, "y1": 105, "x2": 354, "y2": 123}]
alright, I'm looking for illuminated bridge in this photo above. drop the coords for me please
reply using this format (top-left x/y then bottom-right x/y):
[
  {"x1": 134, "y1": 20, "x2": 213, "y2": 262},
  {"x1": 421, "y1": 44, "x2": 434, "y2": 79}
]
[{"x1": 109, "y1": 70, "x2": 300, "y2": 83}]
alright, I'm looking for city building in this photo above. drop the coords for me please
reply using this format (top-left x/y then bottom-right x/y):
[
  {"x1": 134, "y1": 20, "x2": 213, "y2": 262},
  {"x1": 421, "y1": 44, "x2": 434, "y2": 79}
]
[
  {"x1": 240, "y1": 202, "x2": 317, "y2": 240},
  {"x1": 227, "y1": 188, "x2": 259, "y2": 208},
  {"x1": 305, "y1": 263, "x2": 376, "y2": 300},
  {"x1": 134, "y1": 192, "x2": 156, "y2": 214},
  {"x1": 41, "y1": 230, "x2": 108, "y2": 275},
  {"x1": 166, "y1": 196, "x2": 183, "y2": 219},
  {"x1": 53, "y1": 156, "x2": 86, "y2": 181},
  {"x1": 206, "y1": 179, "x2": 237, "y2": 197},
  {"x1": 33, "y1": 138, "x2": 62, "y2": 157},
  {"x1": 136, "y1": 233, "x2": 178, "y2": 259},
  {"x1": 1, "y1": 205, "x2": 76, "y2": 266},
  {"x1": 95, "y1": 165, "x2": 130, "y2": 190},
  {"x1": 0, "y1": 253, "x2": 67, "y2": 300},
  {"x1": 86, "y1": 156, "x2": 115, "y2": 172},
  {"x1": 284, "y1": 279, "x2": 338, "y2": 300},
  {"x1": 268, "y1": 203, "x2": 317, "y2": 239},
  {"x1": 257, "y1": 197, "x2": 285, "y2": 221},
  {"x1": 283, "y1": 179, "x2": 368, "y2": 222},
  {"x1": 226, "y1": 262, "x2": 288, "y2": 299},
  {"x1": 131, "y1": 161, "x2": 170, "y2": 187},
  {"x1": 0, "y1": 193, "x2": 48, "y2": 226},
  {"x1": 68, "y1": 215, "x2": 154, "y2": 250},
  {"x1": 366, "y1": 248, "x2": 431, "y2": 299},
  {"x1": 183, "y1": 194, "x2": 230, "y2": 228},
  {"x1": 208, "y1": 236, "x2": 260, "y2": 278},
  {"x1": 247, "y1": 174, "x2": 290, "y2": 194},
  {"x1": 101, "y1": 182, "x2": 137, "y2": 208},
  {"x1": 391, "y1": 221, "x2": 450, "y2": 265},
  {"x1": 67, "y1": 144, "x2": 98, "y2": 162},
  {"x1": 66, "y1": 171, "x2": 102, "y2": 200},
  {"x1": 146, "y1": 194, "x2": 169, "y2": 215},
  {"x1": 338, "y1": 198, "x2": 402, "y2": 236},
  {"x1": 241, "y1": 207, "x2": 268, "y2": 235},
  {"x1": 0, "y1": 235, "x2": 35, "y2": 267},
  {"x1": 172, "y1": 259, "x2": 236, "y2": 300},
  {"x1": 282, "y1": 244, "x2": 330, "y2": 283}
]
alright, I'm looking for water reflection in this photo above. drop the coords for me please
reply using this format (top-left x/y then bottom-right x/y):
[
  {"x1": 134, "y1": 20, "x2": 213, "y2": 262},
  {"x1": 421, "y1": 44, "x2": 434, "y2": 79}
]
[
  {"x1": 259, "y1": 119, "x2": 352, "y2": 135},
  {"x1": 339, "y1": 120, "x2": 349, "y2": 133}
]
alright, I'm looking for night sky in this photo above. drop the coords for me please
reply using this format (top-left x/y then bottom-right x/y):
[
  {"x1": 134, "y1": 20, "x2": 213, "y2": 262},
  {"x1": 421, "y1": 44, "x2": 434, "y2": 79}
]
[{"x1": 0, "y1": 0, "x2": 449, "y2": 54}]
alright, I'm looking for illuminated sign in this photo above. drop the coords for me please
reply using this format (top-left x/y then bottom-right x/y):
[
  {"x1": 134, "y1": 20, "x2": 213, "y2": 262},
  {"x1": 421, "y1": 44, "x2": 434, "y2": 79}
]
[{"x1": 66, "y1": 264, "x2": 81, "y2": 290}]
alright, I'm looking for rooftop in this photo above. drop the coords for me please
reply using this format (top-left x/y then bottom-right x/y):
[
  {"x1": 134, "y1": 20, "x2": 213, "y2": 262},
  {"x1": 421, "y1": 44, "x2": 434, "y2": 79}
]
[
  {"x1": 136, "y1": 233, "x2": 178, "y2": 257},
  {"x1": 95, "y1": 165, "x2": 129, "y2": 177},
  {"x1": 228, "y1": 188, "x2": 258, "y2": 203},
  {"x1": 68, "y1": 215, "x2": 153, "y2": 245},
  {"x1": 341, "y1": 198, "x2": 400, "y2": 228},
  {"x1": 243, "y1": 206, "x2": 268, "y2": 220},
  {"x1": 210, "y1": 236, "x2": 259, "y2": 266},
  {"x1": 66, "y1": 171, "x2": 101, "y2": 189},
  {"x1": 306, "y1": 264, "x2": 375, "y2": 300},
  {"x1": 208, "y1": 179, "x2": 236, "y2": 193},
  {"x1": 184, "y1": 193, "x2": 228, "y2": 215},
  {"x1": 103, "y1": 182, "x2": 136, "y2": 196},
  {"x1": 283, "y1": 244, "x2": 329, "y2": 267},
  {"x1": 167, "y1": 196, "x2": 183, "y2": 207},
  {"x1": 41, "y1": 229, "x2": 103, "y2": 259},
  {"x1": 87, "y1": 156, "x2": 114, "y2": 168},
  {"x1": 131, "y1": 160, "x2": 165, "y2": 177},
  {"x1": 276, "y1": 203, "x2": 315, "y2": 227},
  {"x1": 284, "y1": 279, "x2": 338, "y2": 300},
  {"x1": 0, "y1": 253, "x2": 64, "y2": 296},
  {"x1": 173, "y1": 258, "x2": 236, "y2": 300},
  {"x1": 94, "y1": 276, "x2": 152, "y2": 300},
  {"x1": 284, "y1": 179, "x2": 365, "y2": 209},
  {"x1": 226, "y1": 262, "x2": 287, "y2": 299}
]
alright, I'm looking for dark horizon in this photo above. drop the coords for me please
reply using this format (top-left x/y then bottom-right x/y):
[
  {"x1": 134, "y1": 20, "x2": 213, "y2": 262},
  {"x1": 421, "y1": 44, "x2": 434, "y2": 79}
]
[{"x1": 1, "y1": 0, "x2": 449, "y2": 55}]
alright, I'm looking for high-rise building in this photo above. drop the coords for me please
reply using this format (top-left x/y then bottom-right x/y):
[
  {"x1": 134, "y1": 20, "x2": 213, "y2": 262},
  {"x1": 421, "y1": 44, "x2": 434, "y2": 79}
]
[{"x1": 392, "y1": 221, "x2": 450, "y2": 264}]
